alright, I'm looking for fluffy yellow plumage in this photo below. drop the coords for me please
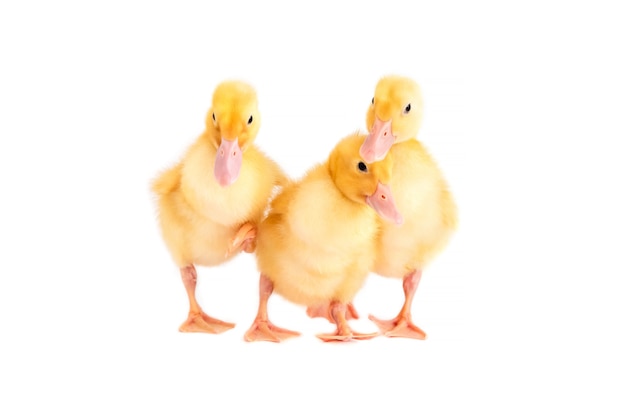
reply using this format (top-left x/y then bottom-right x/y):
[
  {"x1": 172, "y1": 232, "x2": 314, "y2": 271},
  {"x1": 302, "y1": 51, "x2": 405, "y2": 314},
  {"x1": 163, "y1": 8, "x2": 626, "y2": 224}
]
[
  {"x1": 151, "y1": 80, "x2": 286, "y2": 334},
  {"x1": 373, "y1": 140, "x2": 457, "y2": 276},
  {"x1": 244, "y1": 133, "x2": 402, "y2": 342}
]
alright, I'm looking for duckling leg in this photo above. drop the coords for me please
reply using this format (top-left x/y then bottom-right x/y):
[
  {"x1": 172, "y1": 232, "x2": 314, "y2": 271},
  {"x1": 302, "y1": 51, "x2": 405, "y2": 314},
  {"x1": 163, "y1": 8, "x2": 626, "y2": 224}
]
[
  {"x1": 316, "y1": 302, "x2": 378, "y2": 342},
  {"x1": 244, "y1": 274, "x2": 300, "y2": 343},
  {"x1": 368, "y1": 270, "x2": 426, "y2": 339},
  {"x1": 178, "y1": 265, "x2": 235, "y2": 334},
  {"x1": 306, "y1": 301, "x2": 359, "y2": 322},
  {"x1": 226, "y1": 222, "x2": 256, "y2": 257}
]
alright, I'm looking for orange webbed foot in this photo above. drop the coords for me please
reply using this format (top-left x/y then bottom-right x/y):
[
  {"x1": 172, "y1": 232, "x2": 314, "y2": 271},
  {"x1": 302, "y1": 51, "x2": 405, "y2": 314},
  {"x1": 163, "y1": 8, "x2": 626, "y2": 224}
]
[
  {"x1": 244, "y1": 320, "x2": 300, "y2": 343},
  {"x1": 316, "y1": 329, "x2": 379, "y2": 342},
  {"x1": 315, "y1": 301, "x2": 378, "y2": 342},
  {"x1": 368, "y1": 314, "x2": 426, "y2": 340},
  {"x1": 226, "y1": 222, "x2": 257, "y2": 257},
  {"x1": 179, "y1": 311, "x2": 235, "y2": 334}
]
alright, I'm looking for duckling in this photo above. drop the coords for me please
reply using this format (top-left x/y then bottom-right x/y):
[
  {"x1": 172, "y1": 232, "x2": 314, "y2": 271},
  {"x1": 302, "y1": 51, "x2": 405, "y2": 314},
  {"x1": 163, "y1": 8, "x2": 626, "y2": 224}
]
[
  {"x1": 360, "y1": 75, "x2": 458, "y2": 339},
  {"x1": 244, "y1": 133, "x2": 403, "y2": 342},
  {"x1": 151, "y1": 80, "x2": 286, "y2": 334}
]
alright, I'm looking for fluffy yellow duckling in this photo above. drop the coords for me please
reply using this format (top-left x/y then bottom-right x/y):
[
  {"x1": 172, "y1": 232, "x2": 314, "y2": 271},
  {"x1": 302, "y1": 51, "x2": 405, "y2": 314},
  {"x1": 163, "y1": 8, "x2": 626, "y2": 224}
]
[
  {"x1": 359, "y1": 75, "x2": 458, "y2": 339},
  {"x1": 151, "y1": 80, "x2": 286, "y2": 334},
  {"x1": 244, "y1": 133, "x2": 403, "y2": 342}
]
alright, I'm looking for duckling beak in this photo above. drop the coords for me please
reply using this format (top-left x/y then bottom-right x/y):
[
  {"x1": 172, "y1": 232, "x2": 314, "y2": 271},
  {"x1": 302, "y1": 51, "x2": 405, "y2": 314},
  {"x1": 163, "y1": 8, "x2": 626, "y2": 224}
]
[
  {"x1": 365, "y1": 182, "x2": 403, "y2": 225},
  {"x1": 360, "y1": 118, "x2": 396, "y2": 163},
  {"x1": 214, "y1": 138, "x2": 242, "y2": 187}
]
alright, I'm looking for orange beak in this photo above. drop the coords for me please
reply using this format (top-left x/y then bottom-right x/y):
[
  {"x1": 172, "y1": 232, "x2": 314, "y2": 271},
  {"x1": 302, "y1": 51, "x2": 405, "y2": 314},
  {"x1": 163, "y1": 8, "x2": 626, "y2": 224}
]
[
  {"x1": 214, "y1": 138, "x2": 242, "y2": 187},
  {"x1": 360, "y1": 117, "x2": 396, "y2": 163},
  {"x1": 365, "y1": 182, "x2": 403, "y2": 225}
]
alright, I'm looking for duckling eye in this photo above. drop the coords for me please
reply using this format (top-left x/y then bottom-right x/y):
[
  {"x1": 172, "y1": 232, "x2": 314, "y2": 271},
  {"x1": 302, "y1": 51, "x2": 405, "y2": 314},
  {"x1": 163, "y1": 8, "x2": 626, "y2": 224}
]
[
  {"x1": 212, "y1": 112, "x2": 216, "y2": 121},
  {"x1": 247, "y1": 115, "x2": 253, "y2": 125},
  {"x1": 403, "y1": 103, "x2": 411, "y2": 114},
  {"x1": 371, "y1": 97, "x2": 374, "y2": 105},
  {"x1": 357, "y1": 161, "x2": 368, "y2": 172}
]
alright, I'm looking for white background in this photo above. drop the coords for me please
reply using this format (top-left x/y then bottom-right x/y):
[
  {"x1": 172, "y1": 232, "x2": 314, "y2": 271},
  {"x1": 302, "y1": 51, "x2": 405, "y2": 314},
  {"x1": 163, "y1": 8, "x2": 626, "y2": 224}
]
[{"x1": 1, "y1": 0, "x2": 624, "y2": 416}]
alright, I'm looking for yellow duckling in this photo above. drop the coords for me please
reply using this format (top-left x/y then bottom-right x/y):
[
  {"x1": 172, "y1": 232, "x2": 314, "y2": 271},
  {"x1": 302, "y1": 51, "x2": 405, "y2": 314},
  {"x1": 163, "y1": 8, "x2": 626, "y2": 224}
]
[
  {"x1": 244, "y1": 133, "x2": 403, "y2": 342},
  {"x1": 360, "y1": 75, "x2": 458, "y2": 339},
  {"x1": 151, "y1": 80, "x2": 286, "y2": 334}
]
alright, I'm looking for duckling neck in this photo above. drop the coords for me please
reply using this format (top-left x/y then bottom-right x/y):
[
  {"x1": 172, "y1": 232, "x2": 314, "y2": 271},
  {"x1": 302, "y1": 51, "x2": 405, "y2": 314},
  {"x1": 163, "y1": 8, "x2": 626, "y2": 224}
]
[{"x1": 324, "y1": 164, "x2": 368, "y2": 212}]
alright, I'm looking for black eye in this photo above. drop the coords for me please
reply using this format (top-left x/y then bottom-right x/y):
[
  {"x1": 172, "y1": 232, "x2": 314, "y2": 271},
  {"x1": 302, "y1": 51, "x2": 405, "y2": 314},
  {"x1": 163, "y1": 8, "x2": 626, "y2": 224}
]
[
  {"x1": 212, "y1": 113, "x2": 216, "y2": 121},
  {"x1": 404, "y1": 103, "x2": 411, "y2": 114},
  {"x1": 357, "y1": 161, "x2": 368, "y2": 172},
  {"x1": 248, "y1": 115, "x2": 253, "y2": 125},
  {"x1": 371, "y1": 97, "x2": 374, "y2": 105}
]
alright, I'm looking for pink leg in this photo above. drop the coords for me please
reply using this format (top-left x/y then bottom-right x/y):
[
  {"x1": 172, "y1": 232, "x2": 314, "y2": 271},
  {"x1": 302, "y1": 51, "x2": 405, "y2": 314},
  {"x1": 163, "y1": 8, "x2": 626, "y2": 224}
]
[
  {"x1": 306, "y1": 301, "x2": 359, "y2": 322},
  {"x1": 368, "y1": 270, "x2": 427, "y2": 339},
  {"x1": 316, "y1": 301, "x2": 378, "y2": 342},
  {"x1": 178, "y1": 265, "x2": 235, "y2": 334},
  {"x1": 244, "y1": 274, "x2": 300, "y2": 343}
]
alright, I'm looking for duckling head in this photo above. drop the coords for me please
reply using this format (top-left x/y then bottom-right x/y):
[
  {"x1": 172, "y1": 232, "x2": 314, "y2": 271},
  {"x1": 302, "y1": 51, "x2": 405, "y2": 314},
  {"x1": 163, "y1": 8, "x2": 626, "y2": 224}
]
[
  {"x1": 361, "y1": 75, "x2": 423, "y2": 163},
  {"x1": 329, "y1": 133, "x2": 403, "y2": 225},
  {"x1": 206, "y1": 80, "x2": 261, "y2": 187}
]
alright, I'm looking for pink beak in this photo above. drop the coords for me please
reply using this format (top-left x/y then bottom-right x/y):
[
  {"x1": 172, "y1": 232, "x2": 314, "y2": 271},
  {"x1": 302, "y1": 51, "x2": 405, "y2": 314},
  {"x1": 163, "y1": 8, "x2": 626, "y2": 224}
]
[
  {"x1": 360, "y1": 117, "x2": 396, "y2": 163},
  {"x1": 214, "y1": 138, "x2": 243, "y2": 187},
  {"x1": 365, "y1": 182, "x2": 403, "y2": 225}
]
